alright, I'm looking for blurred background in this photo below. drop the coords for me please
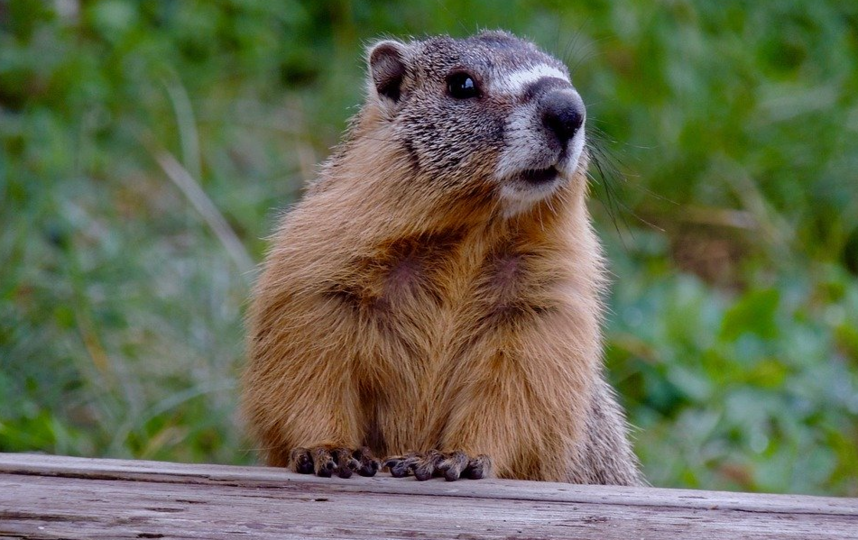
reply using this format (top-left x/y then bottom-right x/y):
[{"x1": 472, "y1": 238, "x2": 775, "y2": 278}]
[{"x1": 1, "y1": 0, "x2": 857, "y2": 496}]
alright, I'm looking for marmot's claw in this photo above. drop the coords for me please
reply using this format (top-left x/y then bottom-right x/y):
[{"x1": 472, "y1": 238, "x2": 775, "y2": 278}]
[
  {"x1": 463, "y1": 454, "x2": 492, "y2": 479},
  {"x1": 289, "y1": 446, "x2": 380, "y2": 478},
  {"x1": 438, "y1": 451, "x2": 469, "y2": 481},
  {"x1": 383, "y1": 450, "x2": 492, "y2": 481},
  {"x1": 354, "y1": 446, "x2": 382, "y2": 477},
  {"x1": 413, "y1": 450, "x2": 444, "y2": 481},
  {"x1": 290, "y1": 447, "x2": 315, "y2": 475},
  {"x1": 383, "y1": 452, "x2": 420, "y2": 477}
]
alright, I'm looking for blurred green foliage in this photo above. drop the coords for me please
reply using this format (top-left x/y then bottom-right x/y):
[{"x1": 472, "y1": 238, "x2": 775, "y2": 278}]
[{"x1": 1, "y1": 0, "x2": 857, "y2": 495}]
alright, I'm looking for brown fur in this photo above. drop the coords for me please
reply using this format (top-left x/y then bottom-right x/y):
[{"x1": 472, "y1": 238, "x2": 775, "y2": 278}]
[{"x1": 242, "y1": 32, "x2": 642, "y2": 485}]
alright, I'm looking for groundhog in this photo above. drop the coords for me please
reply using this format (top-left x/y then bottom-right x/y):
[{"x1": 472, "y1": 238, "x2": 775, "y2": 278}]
[{"x1": 242, "y1": 30, "x2": 642, "y2": 485}]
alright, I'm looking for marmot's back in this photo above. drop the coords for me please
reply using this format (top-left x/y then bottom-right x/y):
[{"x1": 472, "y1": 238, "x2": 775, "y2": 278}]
[{"x1": 242, "y1": 31, "x2": 642, "y2": 485}]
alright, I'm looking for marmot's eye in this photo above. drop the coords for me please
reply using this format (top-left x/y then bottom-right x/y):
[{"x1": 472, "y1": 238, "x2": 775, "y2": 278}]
[{"x1": 447, "y1": 72, "x2": 480, "y2": 99}]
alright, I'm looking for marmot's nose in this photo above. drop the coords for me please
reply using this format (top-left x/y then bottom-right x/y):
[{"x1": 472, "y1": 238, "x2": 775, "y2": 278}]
[{"x1": 540, "y1": 91, "x2": 585, "y2": 146}]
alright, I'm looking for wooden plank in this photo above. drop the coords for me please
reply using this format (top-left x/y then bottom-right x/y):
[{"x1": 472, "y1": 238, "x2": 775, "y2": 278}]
[{"x1": 1, "y1": 453, "x2": 856, "y2": 540}]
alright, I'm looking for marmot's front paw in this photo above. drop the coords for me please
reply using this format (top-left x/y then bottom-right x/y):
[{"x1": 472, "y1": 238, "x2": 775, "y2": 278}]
[
  {"x1": 289, "y1": 446, "x2": 381, "y2": 478},
  {"x1": 383, "y1": 450, "x2": 492, "y2": 481}
]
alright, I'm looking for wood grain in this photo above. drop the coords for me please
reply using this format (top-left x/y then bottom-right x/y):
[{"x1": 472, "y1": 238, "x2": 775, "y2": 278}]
[{"x1": 1, "y1": 453, "x2": 856, "y2": 539}]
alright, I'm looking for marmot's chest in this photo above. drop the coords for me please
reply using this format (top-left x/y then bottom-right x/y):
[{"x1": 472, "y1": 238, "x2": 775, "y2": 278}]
[
  {"x1": 340, "y1": 231, "x2": 560, "y2": 354},
  {"x1": 346, "y1": 233, "x2": 568, "y2": 452}
]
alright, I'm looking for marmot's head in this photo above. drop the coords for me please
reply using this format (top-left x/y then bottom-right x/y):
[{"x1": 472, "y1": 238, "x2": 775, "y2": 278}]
[{"x1": 365, "y1": 31, "x2": 587, "y2": 216}]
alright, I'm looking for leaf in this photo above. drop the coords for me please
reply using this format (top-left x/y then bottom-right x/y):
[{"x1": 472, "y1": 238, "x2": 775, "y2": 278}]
[{"x1": 720, "y1": 289, "x2": 780, "y2": 342}]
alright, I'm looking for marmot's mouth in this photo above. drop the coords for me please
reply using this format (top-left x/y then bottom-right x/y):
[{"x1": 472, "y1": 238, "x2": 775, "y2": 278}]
[{"x1": 519, "y1": 166, "x2": 559, "y2": 185}]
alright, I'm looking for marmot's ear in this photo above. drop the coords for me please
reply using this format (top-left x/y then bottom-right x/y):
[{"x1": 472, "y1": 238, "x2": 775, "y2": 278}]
[{"x1": 367, "y1": 40, "x2": 409, "y2": 104}]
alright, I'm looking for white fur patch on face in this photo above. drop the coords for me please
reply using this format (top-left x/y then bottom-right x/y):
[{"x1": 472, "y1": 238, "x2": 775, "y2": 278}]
[
  {"x1": 565, "y1": 123, "x2": 586, "y2": 176},
  {"x1": 492, "y1": 64, "x2": 570, "y2": 95},
  {"x1": 494, "y1": 103, "x2": 541, "y2": 181},
  {"x1": 496, "y1": 110, "x2": 587, "y2": 218},
  {"x1": 500, "y1": 181, "x2": 562, "y2": 217}
]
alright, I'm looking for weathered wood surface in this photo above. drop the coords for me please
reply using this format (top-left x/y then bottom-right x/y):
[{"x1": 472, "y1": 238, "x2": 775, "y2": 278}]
[{"x1": 1, "y1": 453, "x2": 856, "y2": 540}]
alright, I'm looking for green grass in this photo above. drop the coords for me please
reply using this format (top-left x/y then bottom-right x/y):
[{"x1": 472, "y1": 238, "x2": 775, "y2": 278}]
[{"x1": 1, "y1": 0, "x2": 856, "y2": 495}]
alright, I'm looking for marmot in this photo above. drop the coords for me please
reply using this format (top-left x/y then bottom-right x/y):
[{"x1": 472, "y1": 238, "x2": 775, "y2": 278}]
[{"x1": 242, "y1": 31, "x2": 642, "y2": 485}]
